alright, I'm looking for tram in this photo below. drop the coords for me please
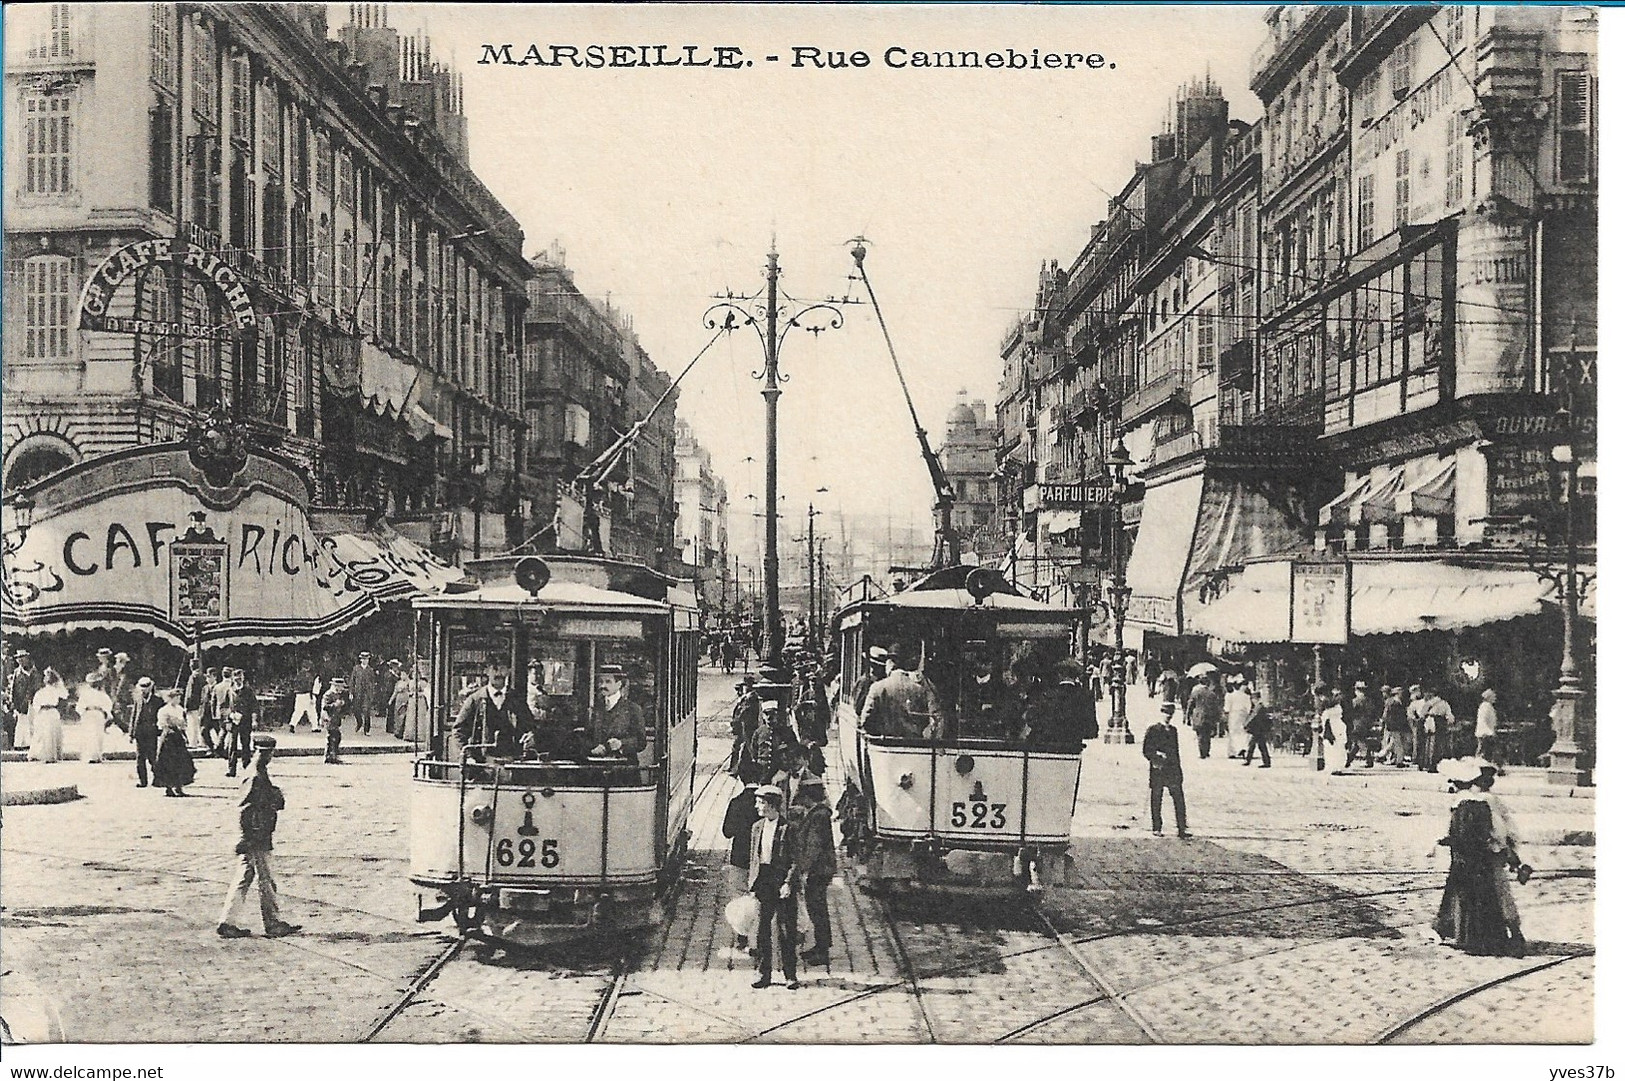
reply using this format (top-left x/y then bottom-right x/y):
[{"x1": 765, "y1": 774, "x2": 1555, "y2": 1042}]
[
  {"x1": 408, "y1": 553, "x2": 701, "y2": 945},
  {"x1": 833, "y1": 564, "x2": 1089, "y2": 891}
]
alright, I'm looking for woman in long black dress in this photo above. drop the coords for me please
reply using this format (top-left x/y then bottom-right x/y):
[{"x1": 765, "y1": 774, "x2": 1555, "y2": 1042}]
[
  {"x1": 1434, "y1": 762, "x2": 1518, "y2": 956},
  {"x1": 153, "y1": 687, "x2": 198, "y2": 797}
]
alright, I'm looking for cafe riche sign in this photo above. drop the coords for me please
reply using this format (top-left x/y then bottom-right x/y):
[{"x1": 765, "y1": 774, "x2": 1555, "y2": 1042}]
[
  {"x1": 0, "y1": 442, "x2": 445, "y2": 647},
  {"x1": 77, "y1": 237, "x2": 257, "y2": 341}
]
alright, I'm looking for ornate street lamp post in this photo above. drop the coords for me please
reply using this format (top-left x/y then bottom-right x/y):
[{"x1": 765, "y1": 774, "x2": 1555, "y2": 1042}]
[
  {"x1": 705, "y1": 246, "x2": 851, "y2": 692},
  {"x1": 1535, "y1": 382, "x2": 1595, "y2": 786},
  {"x1": 1103, "y1": 434, "x2": 1135, "y2": 745}
]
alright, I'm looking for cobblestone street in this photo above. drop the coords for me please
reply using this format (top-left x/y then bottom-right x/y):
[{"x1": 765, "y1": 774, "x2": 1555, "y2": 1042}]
[{"x1": 1, "y1": 670, "x2": 1594, "y2": 1047}]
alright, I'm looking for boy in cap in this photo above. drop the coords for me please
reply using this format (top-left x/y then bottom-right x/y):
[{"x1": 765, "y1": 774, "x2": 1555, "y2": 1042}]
[
  {"x1": 1141, "y1": 701, "x2": 1190, "y2": 838},
  {"x1": 320, "y1": 676, "x2": 351, "y2": 764},
  {"x1": 217, "y1": 735, "x2": 301, "y2": 939},
  {"x1": 747, "y1": 784, "x2": 800, "y2": 989}
]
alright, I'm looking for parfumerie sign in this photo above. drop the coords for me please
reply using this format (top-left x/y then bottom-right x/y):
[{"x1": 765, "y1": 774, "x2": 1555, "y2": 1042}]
[
  {"x1": 78, "y1": 238, "x2": 257, "y2": 341},
  {"x1": 1039, "y1": 483, "x2": 1111, "y2": 507}
]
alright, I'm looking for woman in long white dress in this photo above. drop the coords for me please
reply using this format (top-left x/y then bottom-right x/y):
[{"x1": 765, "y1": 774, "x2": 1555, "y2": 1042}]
[
  {"x1": 27, "y1": 667, "x2": 68, "y2": 763},
  {"x1": 1224, "y1": 679, "x2": 1252, "y2": 759},
  {"x1": 76, "y1": 671, "x2": 113, "y2": 763}
]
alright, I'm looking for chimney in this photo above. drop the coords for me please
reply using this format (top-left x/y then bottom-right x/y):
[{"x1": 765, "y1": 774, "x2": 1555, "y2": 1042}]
[{"x1": 1151, "y1": 132, "x2": 1178, "y2": 162}]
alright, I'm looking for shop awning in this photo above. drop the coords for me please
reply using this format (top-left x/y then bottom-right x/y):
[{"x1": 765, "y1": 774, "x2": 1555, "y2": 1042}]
[
  {"x1": 1187, "y1": 558, "x2": 1557, "y2": 643},
  {"x1": 359, "y1": 340, "x2": 418, "y2": 419},
  {"x1": 317, "y1": 526, "x2": 468, "y2": 603},
  {"x1": 405, "y1": 402, "x2": 452, "y2": 442},
  {"x1": 1124, "y1": 472, "x2": 1204, "y2": 635},
  {"x1": 1318, "y1": 474, "x2": 1372, "y2": 528},
  {"x1": 1395, "y1": 458, "x2": 1457, "y2": 517},
  {"x1": 1044, "y1": 509, "x2": 1082, "y2": 532},
  {"x1": 1355, "y1": 468, "x2": 1408, "y2": 524}
]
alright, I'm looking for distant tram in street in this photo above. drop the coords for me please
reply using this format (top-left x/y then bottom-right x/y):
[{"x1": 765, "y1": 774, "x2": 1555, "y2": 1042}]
[
  {"x1": 408, "y1": 554, "x2": 701, "y2": 945},
  {"x1": 833, "y1": 565, "x2": 1089, "y2": 892}
]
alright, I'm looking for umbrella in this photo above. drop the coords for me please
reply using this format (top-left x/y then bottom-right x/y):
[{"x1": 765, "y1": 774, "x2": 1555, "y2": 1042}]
[{"x1": 1186, "y1": 662, "x2": 1219, "y2": 677}]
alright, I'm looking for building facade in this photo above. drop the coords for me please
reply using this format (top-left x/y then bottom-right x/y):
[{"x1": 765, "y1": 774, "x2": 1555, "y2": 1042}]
[
  {"x1": 993, "y1": 5, "x2": 1596, "y2": 765},
  {"x1": 521, "y1": 246, "x2": 677, "y2": 570},
  {"x1": 937, "y1": 392, "x2": 999, "y2": 565},
  {"x1": 673, "y1": 417, "x2": 728, "y2": 616},
  {"x1": 3, "y1": 3, "x2": 530, "y2": 564}
]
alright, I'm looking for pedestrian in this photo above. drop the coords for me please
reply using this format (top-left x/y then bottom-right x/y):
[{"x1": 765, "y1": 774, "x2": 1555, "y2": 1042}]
[
  {"x1": 287, "y1": 660, "x2": 322, "y2": 733},
  {"x1": 1381, "y1": 685, "x2": 1411, "y2": 765},
  {"x1": 1420, "y1": 686, "x2": 1455, "y2": 773},
  {"x1": 1313, "y1": 683, "x2": 1341, "y2": 772},
  {"x1": 793, "y1": 780, "x2": 836, "y2": 969},
  {"x1": 751, "y1": 699, "x2": 796, "y2": 794},
  {"x1": 1407, "y1": 683, "x2": 1429, "y2": 773},
  {"x1": 391, "y1": 662, "x2": 430, "y2": 743},
  {"x1": 349, "y1": 651, "x2": 379, "y2": 735},
  {"x1": 182, "y1": 657, "x2": 208, "y2": 749},
  {"x1": 199, "y1": 666, "x2": 222, "y2": 752},
  {"x1": 75, "y1": 670, "x2": 113, "y2": 763},
  {"x1": 1433, "y1": 760, "x2": 1527, "y2": 957},
  {"x1": 320, "y1": 676, "x2": 351, "y2": 764},
  {"x1": 795, "y1": 667, "x2": 830, "y2": 748},
  {"x1": 383, "y1": 659, "x2": 405, "y2": 736},
  {"x1": 108, "y1": 652, "x2": 136, "y2": 737},
  {"x1": 1186, "y1": 673, "x2": 1222, "y2": 760},
  {"x1": 216, "y1": 735, "x2": 302, "y2": 940},
  {"x1": 223, "y1": 669, "x2": 258, "y2": 778},
  {"x1": 211, "y1": 667, "x2": 239, "y2": 758},
  {"x1": 1156, "y1": 664, "x2": 1181, "y2": 708},
  {"x1": 26, "y1": 666, "x2": 69, "y2": 763},
  {"x1": 130, "y1": 676, "x2": 161, "y2": 786},
  {"x1": 1126, "y1": 652, "x2": 1139, "y2": 686},
  {"x1": 1224, "y1": 677, "x2": 1252, "y2": 759},
  {"x1": 153, "y1": 687, "x2": 197, "y2": 797},
  {"x1": 720, "y1": 780, "x2": 760, "y2": 951},
  {"x1": 1241, "y1": 686, "x2": 1273, "y2": 768},
  {"x1": 6, "y1": 649, "x2": 42, "y2": 751},
  {"x1": 1476, "y1": 689, "x2": 1501, "y2": 770},
  {"x1": 858, "y1": 644, "x2": 945, "y2": 739},
  {"x1": 1345, "y1": 681, "x2": 1378, "y2": 769},
  {"x1": 729, "y1": 676, "x2": 761, "y2": 782},
  {"x1": 747, "y1": 785, "x2": 800, "y2": 990},
  {"x1": 1141, "y1": 701, "x2": 1190, "y2": 838}
]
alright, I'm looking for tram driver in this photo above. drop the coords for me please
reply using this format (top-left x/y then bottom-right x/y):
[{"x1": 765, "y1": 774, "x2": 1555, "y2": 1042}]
[
  {"x1": 589, "y1": 664, "x2": 648, "y2": 764},
  {"x1": 451, "y1": 658, "x2": 536, "y2": 762}
]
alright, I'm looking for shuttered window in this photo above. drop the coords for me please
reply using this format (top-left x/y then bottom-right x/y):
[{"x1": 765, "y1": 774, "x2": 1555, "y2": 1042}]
[
  {"x1": 22, "y1": 255, "x2": 76, "y2": 360},
  {"x1": 22, "y1": 91, "x2": 74, "y2": 195},
  {"x1": 1556, "y1": 72, "x2": 1595, "y2": 185}
]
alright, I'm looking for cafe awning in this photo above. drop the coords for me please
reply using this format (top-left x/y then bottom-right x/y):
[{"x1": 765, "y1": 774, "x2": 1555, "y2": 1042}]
[
  {"x1": 1187, "y1": 558, "x2": 1558, "y2": 643},
  {"x1": 1, "y1": 445, "x2": 465, "y2": 648}
]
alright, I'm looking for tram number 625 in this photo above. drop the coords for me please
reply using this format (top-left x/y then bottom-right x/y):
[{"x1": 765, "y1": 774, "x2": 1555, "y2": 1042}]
[
  {"x1": 949, "y1": 801, "x2": 1007, "y2": 829},
  {"x1": 495, "y1": 837, "x2": 560, "y2": 868}
]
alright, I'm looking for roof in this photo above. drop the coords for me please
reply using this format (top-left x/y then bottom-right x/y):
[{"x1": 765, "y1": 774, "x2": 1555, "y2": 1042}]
[{"x1": 413, "y1": 579, "x2": 669, "y2": 614}]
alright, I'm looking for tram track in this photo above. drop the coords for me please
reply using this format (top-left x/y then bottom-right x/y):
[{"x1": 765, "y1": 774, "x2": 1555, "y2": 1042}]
[
  {"x1": 744, "y1": 868, "x2": 1594, "y2": 1043},
  {"x1": 1372, "y1": 948, "x2": 1596, "y2": 1045}
]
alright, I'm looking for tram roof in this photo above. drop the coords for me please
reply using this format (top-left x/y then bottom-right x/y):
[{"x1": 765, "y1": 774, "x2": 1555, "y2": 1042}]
[
  {"x1": 861, "y1": 589, "x2": 1076, "y2": 614},
  {"x1": 412, "y1": 579, "x2": 671, "y2": 615}
]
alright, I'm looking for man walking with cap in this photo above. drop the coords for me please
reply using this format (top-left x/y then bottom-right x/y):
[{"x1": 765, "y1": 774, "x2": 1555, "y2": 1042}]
[
  {"x1": 217, "y1": 734, "x2": 301, "y2": 939},
  {"x1": 748, "y1": 784, "x2": 800, "y2": 989},
  {"x1": 1142, "y1": 701, "x2": 1191, "y2": 838}
]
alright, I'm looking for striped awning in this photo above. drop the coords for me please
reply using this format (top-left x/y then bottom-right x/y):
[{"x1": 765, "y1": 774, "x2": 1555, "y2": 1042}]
[{"x1": 1395, "y1": 458, "x2": 1457, "y2": 517}]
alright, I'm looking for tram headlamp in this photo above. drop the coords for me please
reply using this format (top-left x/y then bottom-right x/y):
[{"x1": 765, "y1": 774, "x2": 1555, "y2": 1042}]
[
  {"x1": 470, "y1": 804, "x2": 494, "y2": 826},
  {"x1": 955, "y1": 754, "x2": 976, "y2": 776},
  {"x1": 898, "y1": 772, "x2": 914, "y2": 790}
]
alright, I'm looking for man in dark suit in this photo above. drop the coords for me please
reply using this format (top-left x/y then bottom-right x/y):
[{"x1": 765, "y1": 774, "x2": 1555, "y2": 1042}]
[
  {"x1": 452, "y1": 659, "x2": 535, "y2": 761},
  {"x1": 131, "y1": 676, "x2": 162, "y2": 788},
  {"x1": 589, "y1": 665, "x2": 646, "y2": 763},
  {"x1": 747, "y1": 785, "x2": 800, "y2": 990},
  {"x1": 223, "y1": 669, "x2": 259, "y2": 778},
  {"x1": 349, "y1": 652, "x2": 380, "y2": 735},
  {"x1": 1142, "y1": 701, "x2": 1190, "y2": 838}
]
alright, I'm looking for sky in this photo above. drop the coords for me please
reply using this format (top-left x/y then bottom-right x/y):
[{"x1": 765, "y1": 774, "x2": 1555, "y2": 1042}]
[{"x1": 389, "y1": 3, "x2": 1266, "y2": 554}]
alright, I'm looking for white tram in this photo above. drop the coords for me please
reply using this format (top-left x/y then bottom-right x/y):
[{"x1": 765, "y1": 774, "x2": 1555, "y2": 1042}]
[
  {"x1": 834, "y1": 566, "x2": 1088, "y2": 891},
  {"x1": 409, "y1": 554, "x2": 701, "y2": 945}
]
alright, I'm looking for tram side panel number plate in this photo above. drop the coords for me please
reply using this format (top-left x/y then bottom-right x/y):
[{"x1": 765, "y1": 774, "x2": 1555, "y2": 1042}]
[{"x1": 949, "y1": 801, "x2": 1008, "y2": 830}]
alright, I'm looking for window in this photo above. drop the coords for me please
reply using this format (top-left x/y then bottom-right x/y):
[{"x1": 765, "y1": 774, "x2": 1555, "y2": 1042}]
[
  {"x1": 228, "y1": 159, "x2": 252, "y2": 248},
  {"x1": 257, "y1": 81, "x2": 281, "y2": 176},
  {"x1": 1356, "y1": 173, "x2": 1376, "y2": 249},
  {"x1": 149, "y1": 100, "x2": 174, "y2": 212},
  {"x1": 564, "y1": 402, "x2": 591, "y2": 446},
  {"x1": 1444, "y1": 114, "x2": 1465, "y2": 207},
  {"x1": 189, "y1": 18, "x2": 218, "y2": 124},
  {"x1": 336, "y1": 149, "x2": 354, "y2": 216},
  {"x1": 1443, "y1": 5, "x2": 1465, "y2": 49},
  {"x1": 21, "y1": 255, "x2": 75, "y2": 361},
  {"x1": 189, "y1": 283, "x2": 221, "y2": 409},
  {"x1": 21, "y1": 90, "x2": 73, "y2": 196},
  {"x1": 315, "y1": 213, "x2": 333, "y2": 304},
  {"x1": 25, "y1": 4, "x2": 74, "y2": 60},
  {"x1": 337, "y1": 228, "x2": 354, "y2": 315},
  {"x1": 136, "y1": 266, "x2": 179, "y2": 398},
  {"x1": 1394, "y1": 149, "x2": 1411, "y2": 229},
  {"x1": 1196, "y1": 313, "x2": 1217, "y2": 373},
  {"x1": 315, "y1": 130, "x2": 332, "y2": 198},
  {"x1": 1387, "y1": 38, "x2": 1416, "y2": 101},
  {"x1": 150, "y1": 4, "x2": 176, "y2": 88},
  {"x1": 1556, "y1": 72, "x2": 1595, "y2": 185},
  {"x1": 261, "y1": 182, "x2": 285, "y2": 269},
  {"x1": 229, "y1": 53, "x2": 251, "y2": 146}
]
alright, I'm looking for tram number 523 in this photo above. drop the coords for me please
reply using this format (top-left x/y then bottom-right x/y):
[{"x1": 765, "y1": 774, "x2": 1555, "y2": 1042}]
[
  {"x1": 495, "y1": 837, "x2": 561, "y2": 868},
  {"x1": 949, "y1": 802, "x2": 1007, "y2": 829}
]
